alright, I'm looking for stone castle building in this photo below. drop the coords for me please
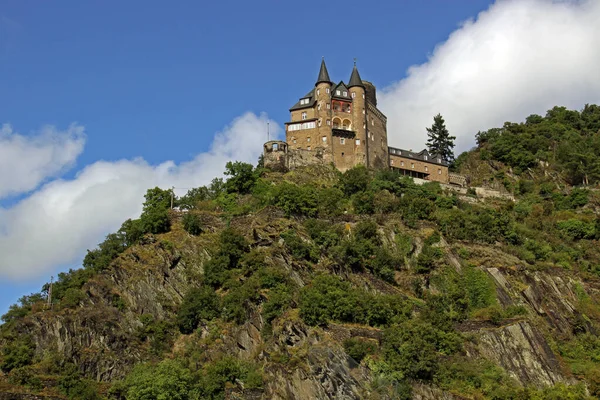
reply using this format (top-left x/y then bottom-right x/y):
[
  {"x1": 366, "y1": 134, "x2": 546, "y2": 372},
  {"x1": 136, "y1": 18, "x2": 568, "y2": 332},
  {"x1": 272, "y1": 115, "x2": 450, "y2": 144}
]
[{"x1": 264, "y1": 59, "x2": 455, "y2": 184}]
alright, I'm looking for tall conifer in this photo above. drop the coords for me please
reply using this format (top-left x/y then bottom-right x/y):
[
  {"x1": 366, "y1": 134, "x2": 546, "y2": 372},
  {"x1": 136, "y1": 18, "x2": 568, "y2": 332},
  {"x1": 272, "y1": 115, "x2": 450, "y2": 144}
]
[{"x1": 426, "y1": 114, "x2": 456, "y2": 162}]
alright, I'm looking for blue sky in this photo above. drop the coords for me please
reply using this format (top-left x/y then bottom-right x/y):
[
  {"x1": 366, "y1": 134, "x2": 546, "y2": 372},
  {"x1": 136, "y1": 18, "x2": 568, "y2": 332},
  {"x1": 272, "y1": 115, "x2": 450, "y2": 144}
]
[{"x1": 2, "y1": 0, "x2": 600, "y2": 316}]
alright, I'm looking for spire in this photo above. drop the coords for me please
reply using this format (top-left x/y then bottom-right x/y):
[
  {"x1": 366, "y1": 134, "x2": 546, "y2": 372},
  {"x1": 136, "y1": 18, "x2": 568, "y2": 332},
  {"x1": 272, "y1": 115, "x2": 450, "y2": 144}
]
[
  {"x1": 316, "y1": 57, "x2": 332, "y2": 86},
  {"x1": 348, "y1": 58, "x2": 364, "y2": 88}
]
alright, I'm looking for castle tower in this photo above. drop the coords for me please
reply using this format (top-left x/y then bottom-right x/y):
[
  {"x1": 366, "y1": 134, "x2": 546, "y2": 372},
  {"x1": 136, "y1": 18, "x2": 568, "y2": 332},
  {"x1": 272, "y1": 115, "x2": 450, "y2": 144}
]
[
  {"x1": 348, "y1": 61, "x2": 367, "y2": 167},
  {"x1": 315, "y1": 58, "x2": 334, "y2": 163}
]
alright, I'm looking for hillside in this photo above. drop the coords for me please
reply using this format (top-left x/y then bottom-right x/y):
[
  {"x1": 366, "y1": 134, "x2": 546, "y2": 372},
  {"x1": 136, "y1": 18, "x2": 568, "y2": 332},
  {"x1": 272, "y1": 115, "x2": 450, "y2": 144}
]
[{"x1": 2, "y1": 106, "x2": 600, "y2": 399}]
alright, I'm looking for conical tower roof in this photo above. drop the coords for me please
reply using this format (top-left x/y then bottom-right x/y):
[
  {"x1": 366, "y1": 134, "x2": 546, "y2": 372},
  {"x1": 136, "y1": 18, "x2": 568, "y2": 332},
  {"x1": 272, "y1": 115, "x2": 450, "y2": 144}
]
[
  {"x1": 316, "y1": 58, "x2": 332, "y2": 86},
  {"x1": 348, "y1": 60, "x2": 364, "y2": 88}
]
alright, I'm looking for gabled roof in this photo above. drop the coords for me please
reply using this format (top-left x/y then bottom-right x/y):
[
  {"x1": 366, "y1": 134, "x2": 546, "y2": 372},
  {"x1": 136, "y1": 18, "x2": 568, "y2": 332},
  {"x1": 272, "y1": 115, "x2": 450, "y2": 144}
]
[
  {"x1": 316, "y1": 58, "x2": 332, "y2": 86},
  {"x1": 331, "y1": 81, "x2": 352, "y2": 100},
  {"x1": 348, "y1": 64, "x2": 364, "y2": 88},
  {"x1": 388, "y1": 146, "x2": 448, "y2": 166},
  {"x1": 289, "y1": 88, "x2": 316, "y2": 111}
]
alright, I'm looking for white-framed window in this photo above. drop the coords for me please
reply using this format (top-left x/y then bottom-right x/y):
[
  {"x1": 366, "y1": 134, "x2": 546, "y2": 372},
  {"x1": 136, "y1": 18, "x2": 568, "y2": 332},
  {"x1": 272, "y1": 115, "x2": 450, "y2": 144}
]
[
  {"x1": 355, "y1": 139, "x2": 360, "y2": 145},
  {"x1": 307, "y1": 137, "x2": 311, "y2": 142},
  {"x1": 425, "y1": 166, "x2": 428, "y2": 172},
  {"x1": 340, "y1": 138, "x2": 345, "y2": 144},
  {"x1": 352, "y1": 92, "x2": 356, "y2": 98},
  {"x1": 362, "y1": 93, "x2": 365, "y2": 99},
  {"x1": 301, "y1": 112, "x2": 307, "y2": 120},
  {"x1": 288, "y1": 121, "x2": 316, "y2": 131},
  {"x1": 326, "y1": 88, "x2": 330, "y2": 94},
  {"x1": 336, "y1": 90, "x2": 341, "y2": 95},
  {"x1": 424, "y1": 155, "x2": 428, "y2": 160},
  {"x1": 411, "y1": 163, "x2": 415, "y2": 169},
  {"x1": 300, "y1": 98, "x2": 310, "y2": 105},
  {"x1": 308, "y1": 146, "x2": 311, "y2": 150},
  {"x1": 391, "y1": 159, "x2": 394, "y2": 165},
  {"x1": 326, "y1": 103, "x2": 331, "y2": 110},
  {"x1": 438, "y1": 169, "x2": 442, "y2": 175},
  {"x1": 322, "y1": 136, "x2": 327, "y2": 142},
  {"x1": 438, "y1": 158, "x2": 442, "y2": 163},
  {"x1": 326, "y1": 119, "x2": 331, "y2": 126},
  {"x1": 343, "y1": 91, "x2": 347, "y2": 97},
  {"x1": 401, "y1": 161, "x2": 404, "y2": 166}
]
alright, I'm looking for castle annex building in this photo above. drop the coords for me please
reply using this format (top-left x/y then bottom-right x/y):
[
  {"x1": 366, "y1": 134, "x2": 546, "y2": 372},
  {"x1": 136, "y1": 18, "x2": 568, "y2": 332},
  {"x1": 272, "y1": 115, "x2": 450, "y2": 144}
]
[{"x1": 264, "y1": 59, "x2": 452, "y2": 184}]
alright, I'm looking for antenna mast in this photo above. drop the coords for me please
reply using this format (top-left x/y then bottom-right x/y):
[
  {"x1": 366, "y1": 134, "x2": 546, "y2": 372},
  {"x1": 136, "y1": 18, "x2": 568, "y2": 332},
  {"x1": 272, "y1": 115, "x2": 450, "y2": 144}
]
[{"x1": 267, "y1": 122, "x2": 270, "y2": 142}]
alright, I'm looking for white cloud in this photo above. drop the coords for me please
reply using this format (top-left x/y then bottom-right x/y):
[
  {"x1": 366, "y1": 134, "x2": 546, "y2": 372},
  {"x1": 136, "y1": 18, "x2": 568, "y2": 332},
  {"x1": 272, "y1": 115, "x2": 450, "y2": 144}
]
[
  {"x1": 0, "y1": 112, "x2": 279, "y2": 280},
  {"x1": 379, "y1": 0, "x2": 600, "y2": 153},
  {"x1": 0, "y1": 124, "x2": 85, "y2": 199}
]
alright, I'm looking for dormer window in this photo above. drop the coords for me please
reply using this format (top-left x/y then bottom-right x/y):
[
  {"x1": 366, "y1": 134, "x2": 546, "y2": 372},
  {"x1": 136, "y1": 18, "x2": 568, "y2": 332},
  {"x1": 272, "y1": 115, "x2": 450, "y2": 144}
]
[
  {"x1": 424, "y1": 155, "x2": 428, "y2": 161},
  {"x1": 336, "y1": 90, "x2": 340, "y2": 96},
  {"x1": 438, "y1": 158, "x2": 441, "y2": 163},
  {"x1": 300, "y1": 98, "x2": 310, "y2": 105},
  {"x1": 343, "y1": 91, "x2": 347, "y2": 97}
]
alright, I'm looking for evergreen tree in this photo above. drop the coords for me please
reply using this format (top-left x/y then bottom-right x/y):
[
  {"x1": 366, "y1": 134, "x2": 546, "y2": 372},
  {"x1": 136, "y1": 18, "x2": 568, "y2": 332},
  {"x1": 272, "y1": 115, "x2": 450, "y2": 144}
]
[{"x1": 426, "y1": 114, "x2": 456, "y2": 163}]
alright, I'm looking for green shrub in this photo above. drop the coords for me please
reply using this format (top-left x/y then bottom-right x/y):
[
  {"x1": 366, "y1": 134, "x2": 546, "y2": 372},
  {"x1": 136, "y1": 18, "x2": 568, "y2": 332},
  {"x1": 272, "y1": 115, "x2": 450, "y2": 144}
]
[
  {"x1": 177, "y1": 287, "x2": 221, "y2": 334},
  {"x1": 339, "y1": 165, "x2": 370, "y2": 196},
  {"x1": 262, "y1": 284, "x2": 294, "y2": 324},
  {"x1": 557, "y1": 219, "x2": 595, "y2": 241},
  {"x1": 271, "y1": 182, "x2": 318, "y2": 217},
  {"x1": 182, "y1": 213, "x2": 203, "y2": 235},
  {"x1": 415, "y1": 245, "x2": 443, "y2": 274},
  {"x1": 0, "y1": 336, "x2": 35, "y2": 373},
  {"x1": 280, "y1": 230, "x2": 319, "y2": 262},
  {"x1": 343, "y1": 338, "x2": 377, "y2": 363}
]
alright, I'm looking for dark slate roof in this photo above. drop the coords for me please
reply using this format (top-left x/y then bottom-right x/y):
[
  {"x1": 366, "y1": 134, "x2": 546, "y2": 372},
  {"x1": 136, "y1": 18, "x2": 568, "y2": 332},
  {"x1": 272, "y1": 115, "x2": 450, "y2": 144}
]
[
  {"x1": 348, "y1": 64, "x2": 364, "y2": 88},
  {"x1": 316, "y1": 58, "x2": 332, "y2": 86},
  {"x1": 289, "y1": 88, "x2": 316, "y2": 111},
  {"x1": 331, "y1": 81, "x2": 352, "y2": 100},
  {"x1": 388, "y1": 146, "x2": 448, "y2": 166}
]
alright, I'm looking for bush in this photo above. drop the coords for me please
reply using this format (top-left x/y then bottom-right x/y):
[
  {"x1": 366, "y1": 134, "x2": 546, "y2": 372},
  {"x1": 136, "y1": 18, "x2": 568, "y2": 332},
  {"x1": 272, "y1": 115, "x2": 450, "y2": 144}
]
[
  {"x1": 271, "y1": 182, "x2": 318, "y2": 217},
  {"x1": 182, "y1": 213, "x2": 203, "y2": 235},
  {"x1": 224, "y1": 161, "x2": 259, "y2": 194},
  {"x1": 177, "y1": 287, "x2": 221, "y2": 334},
  {"x1": 383, "y1": 321, "x2": 461, "y2": 381},
  {"x1": 343, "y1": 338, "x2": 377, "y2": 363},
  {"x1": 58, "y1": 364, "x2": 102, "y2": 400},
  {"x1": 415, "y1": 245, "x2": 443, "y2": 274},
  {"x1": 281, "y1": 230, "x2": 319, "y2": 263},
  {"x1": 121, "y1": 359, "x2": 194, "y2": 400},
  {"x1": 0, "y1": 336, "x2": 35, "y2": 373},
  {"x1": 339, "y1": 165, "x2": 370, "y2": 196},
  {"x1": 557, "y1": 219, "x2": 595, "y2": 241}
]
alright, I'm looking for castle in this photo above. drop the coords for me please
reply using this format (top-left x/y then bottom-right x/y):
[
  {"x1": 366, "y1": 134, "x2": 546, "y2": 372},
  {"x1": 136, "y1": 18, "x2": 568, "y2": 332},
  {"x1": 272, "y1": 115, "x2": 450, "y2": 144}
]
[{"x1": 264, "y1": 59, "x2": 453, "y2": 185}]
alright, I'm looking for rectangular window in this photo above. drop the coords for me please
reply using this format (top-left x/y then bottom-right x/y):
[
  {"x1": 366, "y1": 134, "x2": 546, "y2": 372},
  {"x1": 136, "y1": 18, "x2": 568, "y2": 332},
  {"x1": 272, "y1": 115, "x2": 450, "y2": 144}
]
[
  {"x1": 352, "y1": 92, "x2": 356, "y2": 98},
  {"x1": 391, "y1": 160, "x2": 394, "y2": 165},
  {"x1": 411, "y1": 163, "x2": 415, "y2": 169},
  {"x1": 307, "y1": 137, "x2": 311, "y2": 142},
  {"x1": 372, "y1": 120, "x2": 374, "y2": 126},
  {"x1": 341, "y1": 152, "x2": 344, "y2": 157},
  {"x1": 438, "y1": 169, "x2": 442, "y2": 175},
  {"x1": 301, "y1": 112, "x2": 307, "y2": 120},
  {"x1": 343, "y1": 91, "x2": 347, "y2": 97},
  {"x1": 318, "y1": 103, "x2": 321, "y2": 110},
  {"x1": 355, "y1": 139, "x2": 360, "y2": 145},
  {"x1": 327, "y1": 104, "x2": 330, "y2": 110},
  {"x1": 322, "y1": 136, "x2": 327, "y2": 143},
  {"x1": 425, "y1": 166, "x2": 428, "y2": 172},
  {"x1": 340, "y1": 138, "x2": 345, "y2": 144},
  {"x1": 273, "y1": 143, "x2": 278, "y2": 150},
  {"x1": 317, "y1": 89, "x2": 320, "y2": 95},
  {"x1": 401, "y1": 161, "x2": 404, "y2": 166},
  {"x1": 326, "y1": 88, "x2": 330, "y2": 94},
  {"x1": 424, "y1": 155, "x2": 428, "y2": 160},
  {"x1": 326, "y1": 119, "x2": 330, "y2": 126},
  {"x1": 336, "y1": 90, "x2": 340, "y2": 95},
  {"x1": 308, "y1": 146, "x2": 311, "y2": 150}
]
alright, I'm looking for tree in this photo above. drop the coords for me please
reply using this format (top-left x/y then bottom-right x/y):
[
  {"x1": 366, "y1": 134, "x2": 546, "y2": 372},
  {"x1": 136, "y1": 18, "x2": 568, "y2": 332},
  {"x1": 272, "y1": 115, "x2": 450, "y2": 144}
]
[
  {"x1": 224, "y1": 161, "x2": 258, "y2": 194},
  {"x1": 426, "y1": 114, "x2": 456, "y2": 163}
]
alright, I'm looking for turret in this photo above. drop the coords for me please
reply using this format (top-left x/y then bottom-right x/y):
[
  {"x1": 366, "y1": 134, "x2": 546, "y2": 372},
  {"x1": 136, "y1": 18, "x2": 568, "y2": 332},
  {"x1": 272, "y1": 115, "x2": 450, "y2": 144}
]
[{"x1": 348, "y1": 60, "x2": 367, "y2": 167}]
